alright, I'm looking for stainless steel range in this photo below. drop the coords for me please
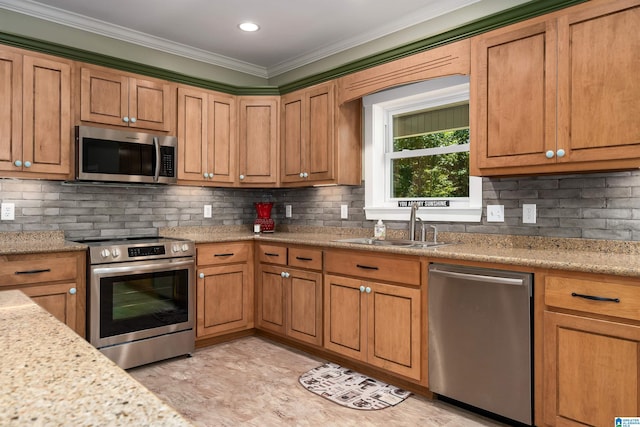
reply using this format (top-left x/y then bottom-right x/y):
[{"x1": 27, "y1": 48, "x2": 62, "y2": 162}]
[{"x1": 77, "y1": 236, "x2": 195, "y2": 369}]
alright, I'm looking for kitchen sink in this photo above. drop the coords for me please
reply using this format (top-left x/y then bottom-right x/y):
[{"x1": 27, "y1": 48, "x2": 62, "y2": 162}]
[{"x1": 334, "y1": 237, "x2": 450, "y2": 248}]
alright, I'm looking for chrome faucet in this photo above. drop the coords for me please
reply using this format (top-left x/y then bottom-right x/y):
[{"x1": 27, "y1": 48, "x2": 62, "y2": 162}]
[{"x1": 409, "y1": 202, "x2": 419, "y2": 241}]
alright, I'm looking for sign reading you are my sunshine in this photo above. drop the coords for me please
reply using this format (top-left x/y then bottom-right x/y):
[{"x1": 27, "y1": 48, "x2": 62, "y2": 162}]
[{"x1": 397, "y1": 200, "x2": 450, "y2": 208}]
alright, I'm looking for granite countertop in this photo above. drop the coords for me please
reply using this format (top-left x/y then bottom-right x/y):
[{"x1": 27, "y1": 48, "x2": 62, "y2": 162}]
[
  {"x1": 0, "y1": 290, "x2": 192, "y2": 427},
  {"x1": 161, "y1": 225, "x2": 640, "y2": 278},
  {"x1": 0, "y1": 231, "x2": 86, "y2": 255}
]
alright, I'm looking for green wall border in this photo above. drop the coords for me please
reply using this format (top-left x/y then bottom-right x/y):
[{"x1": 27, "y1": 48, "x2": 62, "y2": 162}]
[{"x1": 0, "y1": 0, "x2": 586, "y2": 96}]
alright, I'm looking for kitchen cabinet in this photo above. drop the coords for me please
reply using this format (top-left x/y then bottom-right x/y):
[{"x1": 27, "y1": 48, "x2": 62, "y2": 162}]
[
  {"x1": 80, "y1": 65, "x2": 174, "y2": 132},
  {"x1": 0, "y1": 251, "x2": 86, "y2": 336},
  {"x1": 238, "y1": 96, "x2": 279, "y2": 186},
  {"x1": 324, "y1": 250, "x2": 423, "y2": 382},
  {"x1": 177, "y1": 86, "x2": 237, "y2": 185},
  {"x1": 195, "y1": 242, "x2": 254, "y2": 339},
  {"x1": 543, "y1": 272, "x2": 640, "y2": 426},
  {"x1": 256, "y1": 244, "x2": 323, "y2": 346},
  {"x1": 472, "y1": 0, "x2": 640, "y2": 176},
  {"x1": 0, "y1": 47, "x2": 72, "y2": 178},
  {"x1": 281, "y1": 82, "x2": 362, "y2": 186}
]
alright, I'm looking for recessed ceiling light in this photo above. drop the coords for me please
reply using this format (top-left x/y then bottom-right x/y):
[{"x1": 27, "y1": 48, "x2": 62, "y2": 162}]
[{"x1": 238, "y1": 22, "x2": 260, "y2": 32}]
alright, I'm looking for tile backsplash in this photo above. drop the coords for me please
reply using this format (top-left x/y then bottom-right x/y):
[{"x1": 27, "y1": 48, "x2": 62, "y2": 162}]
[{"x1": 1, "y1": 169, "x2": 639, "y2": 241}]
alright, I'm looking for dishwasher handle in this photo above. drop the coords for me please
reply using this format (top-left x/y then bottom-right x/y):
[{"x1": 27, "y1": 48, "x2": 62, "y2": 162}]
[{"x1": 430, "y1": 268, "x2": 526, "y2": 287}]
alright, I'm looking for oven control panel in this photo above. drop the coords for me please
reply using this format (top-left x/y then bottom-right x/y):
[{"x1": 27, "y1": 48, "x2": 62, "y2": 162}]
[
  {"x1": 86, "y1": 238, "x2": 195, "y2": 264},
  {"x1": 129, "y1": 245, "x2": 166, "y2": 258}
]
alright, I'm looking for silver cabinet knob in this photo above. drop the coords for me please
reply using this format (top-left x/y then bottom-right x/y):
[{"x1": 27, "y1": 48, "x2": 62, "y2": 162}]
[
  {"x1": 359, "y1": 285, "x2": 365, "y2": 292},
  {"x1": 199, "y1": 272, "x2": 205, "y2": 279},
  {"x1": 281, "y1": 271, "x2": 286, "y2": 278},
  {"x1": 239, "y1": 174, "x2": 245, "y2": 180},
  {"x1": 556, "y1": 149, "x2": 566, "y2": 158},
  {"x1": 365, "y1": 287, "x2": 372, "y2": 294},
  {"x1": 203, "y1": 172, "x2": 208, "y2": 178},
  {"x1": 14, "y1": 160, "x2": 22, "y2": 167},
  {"x1": 303, "y1": 172, "x2": 308, "y2": 178},
  {"x1": 299, "y1": 172, "x2": 304, "y2": 178},
  {"x1": 286, "y1": 272, "x2": 290, "y2": 278},
  {"x1": 208, "y1": 173, "x2": 214, "y2": 178},
  {"x1": 130, "y1": 117, "x2": 137, "y2": 123},
  {"x1": 69, "y1": 287, "x2": 77, "y2": 295},
  {"x1": 545, "y1": 150, "x2": 555, "y2": 159},
  {"x1": 24, "y1": 161, "x2": 31, "y2": 168},
  {"x1": 123, "y1": 116, "x2": 129, "y2": 123}
]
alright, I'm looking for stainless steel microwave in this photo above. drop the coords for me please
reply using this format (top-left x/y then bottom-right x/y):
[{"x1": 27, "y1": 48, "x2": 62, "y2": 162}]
[{"x1": 75, "y1": 126, "x2": 177, "y2": 184}]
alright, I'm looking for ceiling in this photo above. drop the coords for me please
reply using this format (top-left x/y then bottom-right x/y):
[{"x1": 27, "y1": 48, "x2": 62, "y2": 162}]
[{"x1": 0, "y1": 0, "x2": 527, "y2": 79}]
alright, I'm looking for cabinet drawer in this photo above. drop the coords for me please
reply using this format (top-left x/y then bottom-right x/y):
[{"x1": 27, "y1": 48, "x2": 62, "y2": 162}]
[
  {"x1": 258, "y1": 244, "x2": 287, "y2": 265},
  {"x1": 325, "y1": 250, "x2": 421, "y2": 286},
  {"x1": 288, "y1": 247, "x2": 323, "y2": 270},
  {"x1": 545, "y1": 275, "x2": 640, "y2": 322},
  {"x1": 0, "y1": 256, "x2": 77, "y2": 287},
  {"x1": 197, "y1": 243, "x2": 250, "y2": 266}
]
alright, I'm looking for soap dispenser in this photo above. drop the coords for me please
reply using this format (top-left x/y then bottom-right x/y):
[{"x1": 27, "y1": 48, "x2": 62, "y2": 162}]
[{"x1": 374, "y1": 219, "x2": 386, "y2": 240}]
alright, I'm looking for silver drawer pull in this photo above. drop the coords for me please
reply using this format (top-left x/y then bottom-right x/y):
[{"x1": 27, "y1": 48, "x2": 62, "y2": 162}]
[
  {"x1": 15, "y1": 268, "x2": 51, "y2": 275},
  {"x1": 571, "y1": 292, "x2": 620, "y2": 303}
]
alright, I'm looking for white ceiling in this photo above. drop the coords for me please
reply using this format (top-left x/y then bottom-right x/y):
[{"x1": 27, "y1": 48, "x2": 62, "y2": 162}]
[{"x1": 0, "y1": 0, "x2": 525, "y2": 79}]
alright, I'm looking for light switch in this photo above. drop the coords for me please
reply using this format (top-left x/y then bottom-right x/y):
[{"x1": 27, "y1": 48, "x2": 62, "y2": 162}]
[
  {"x1": 340, "y1": 204, "x2": 349, "y2": 219},
  {"x1": 285, "y1": 204, "x2": 292, "y2": 218},
  {"x1": 523, "y1": 204, "x2": 536, "y2": 224},
  {"x1": 203, "y1": 205, "x2": 212, "y2": 218}
]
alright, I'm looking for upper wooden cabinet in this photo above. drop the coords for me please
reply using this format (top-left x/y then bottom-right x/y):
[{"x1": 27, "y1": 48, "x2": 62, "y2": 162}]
[
  {"x1": 80, "y1": 66, "x2": 174, "y2": 132},
  {"x1": 238, "y1": 96, "x2": 279, "y2": 186},
  {"x1": 177, "y1": 86, "x2": 237, "y2": 186},
  {"x1": 281, "y1": 82, "x2": 362, "y2": 186},
  {"x1": 472, "y1": 0, "x2": 640, "y2": 176},
  {"x1": 0, "y1": 47, "x2": 72, "y2": 179}
]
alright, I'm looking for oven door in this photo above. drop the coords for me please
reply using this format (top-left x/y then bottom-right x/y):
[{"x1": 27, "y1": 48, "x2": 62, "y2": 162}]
[{"x1": 89, "y1": 258, "x2": 194, "y2": 349}]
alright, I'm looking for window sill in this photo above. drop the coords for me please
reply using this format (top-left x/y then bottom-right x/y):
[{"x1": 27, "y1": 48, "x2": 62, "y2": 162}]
[{"x1": 364, "y1": 206, "x2": 482, "y2": 222}]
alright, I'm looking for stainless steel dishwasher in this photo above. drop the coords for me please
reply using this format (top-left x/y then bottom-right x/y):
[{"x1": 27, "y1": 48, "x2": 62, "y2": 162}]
[{"x1": 428, "y1": 264, "x2": 533, "y2": 425}]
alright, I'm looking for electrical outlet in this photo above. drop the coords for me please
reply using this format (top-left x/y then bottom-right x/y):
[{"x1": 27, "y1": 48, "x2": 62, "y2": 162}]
[
  {"x1": 203, "y1": 205, "x2": 212, "y2": 218},
  {"x1": 486, "y1": 205, "x2": 504, "y2": 222},
  {"x1": 523, "y1": 204, "x2": 536, "y2": 224},
  {"x1": 340, "y1": 204, "x2": 349, "y2": 219},
  {"x1": 1, "y1": 203, "x2": 15, "y2": 220},
  {"x1": 285, "y1": 204, "x2": 292, "y2": 218}
]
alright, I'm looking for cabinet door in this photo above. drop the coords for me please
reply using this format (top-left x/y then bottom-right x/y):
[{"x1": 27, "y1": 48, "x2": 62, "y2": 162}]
[
  {"x1": 367, "y1": 281, "x2": 421, "y2": 381},
  {"x1": 257, "y1": 264, "x2": 286, "y2": 334},
  {"x1": 128, "y1": 77, "x2": 172, "y2": 131},
  {"x1": 207, "y1": 92, "x2": 237, "y2": 184},
  {"x1": 544, "y1": 311, "x2": 640, "y2": 426},
  {"x1": 323, "y1": 274, "x2": 366, "y2": 361},
  {"x1": 557, "y1": 1, "x2": 640, "y2": 164},
  {"x1": 280, "y1": 92, "x2": 304, "y2": 183},
  {"x1": 0, "y1": 50, "x2": 22, "y2": 172},
  {"x1": 21, "y1": 282, "x2": 78, "y2": 332},
  {"x1": 306, "y1": 84, "x2": 334, "y2": 182},
  {"x1": 472, "y1": 20, "x2": 557, "y2": 171},
  {"x1": 80, "y1": 67, "x2": 129, "y2": 127},
  {"x1": 238, "y1": 97, "x2": 279, "y2": 185},
  {"x1": 22, "y1": 55, "x2": 71, "y2": 176},
  {"x1": 197, "y1": 263, "x2": 251, "y2": 337},
  {"x1": 286, "y1": 268, "x2": 323, "y2": 346},
  {"x1": 177, "y1": 86, "x2": 208, "y2": 182}
]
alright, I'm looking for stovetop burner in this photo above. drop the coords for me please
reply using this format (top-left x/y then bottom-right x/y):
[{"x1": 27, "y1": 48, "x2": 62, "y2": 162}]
[{"x1": 73, "y1": 235, "x2": 195, "y2": 265}]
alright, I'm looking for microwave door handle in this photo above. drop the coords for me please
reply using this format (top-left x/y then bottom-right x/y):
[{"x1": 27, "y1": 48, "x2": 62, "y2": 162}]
[{"x1": 153, "y1": 136, "x2": 160, "y2": 182}]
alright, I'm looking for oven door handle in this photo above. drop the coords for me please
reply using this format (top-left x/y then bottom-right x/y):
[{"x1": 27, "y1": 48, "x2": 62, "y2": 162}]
[
  {"x1": 92, "y1": 258, "x2": 194, "y2": 277},
  {"x1": 153, "y1": 136, "x2": 160, "y2": 182}
]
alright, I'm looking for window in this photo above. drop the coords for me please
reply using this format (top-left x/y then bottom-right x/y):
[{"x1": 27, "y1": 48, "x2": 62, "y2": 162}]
[{"x1": 363, "y1": 76, "x2": 482, "y2": 222}]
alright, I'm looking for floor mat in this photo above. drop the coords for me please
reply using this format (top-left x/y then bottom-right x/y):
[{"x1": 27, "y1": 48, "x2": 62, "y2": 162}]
[{"x1": 298, "y1": 362, "x2": 411, "y2": 410}]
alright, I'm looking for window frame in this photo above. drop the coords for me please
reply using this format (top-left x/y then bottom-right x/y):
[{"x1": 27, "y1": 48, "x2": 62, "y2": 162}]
[{"x1": 363, "y1": 76, "x2": 482, "y2": 222}]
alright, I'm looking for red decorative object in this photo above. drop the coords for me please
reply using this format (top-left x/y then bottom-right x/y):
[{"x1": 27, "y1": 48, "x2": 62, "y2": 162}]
[{"x1": 254, "y1": 202, "x2": 275, "y2": 232}]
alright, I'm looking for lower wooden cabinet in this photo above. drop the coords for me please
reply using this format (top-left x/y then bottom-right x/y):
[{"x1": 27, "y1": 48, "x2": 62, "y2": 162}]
[
  {"x1": 0, "y1": 251, "x2": 86, "y2": 336},
  {"x1": 324, "y1": 273, "x2": 422, "y2": 382},
  {"x1": 256, "y1": 244, "x2": 323, "y2": 346},
  {"x1": 543, "y1": 272, "x2": 640, "y2": 426},
  {"x1": 195, "y1": 242, "x2": 254, "y2": 339}
]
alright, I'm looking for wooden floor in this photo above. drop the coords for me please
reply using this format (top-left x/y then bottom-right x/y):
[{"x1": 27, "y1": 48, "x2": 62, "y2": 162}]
[{"x1": 129, "y1": 336, "x2": 507, "y2": 427}]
